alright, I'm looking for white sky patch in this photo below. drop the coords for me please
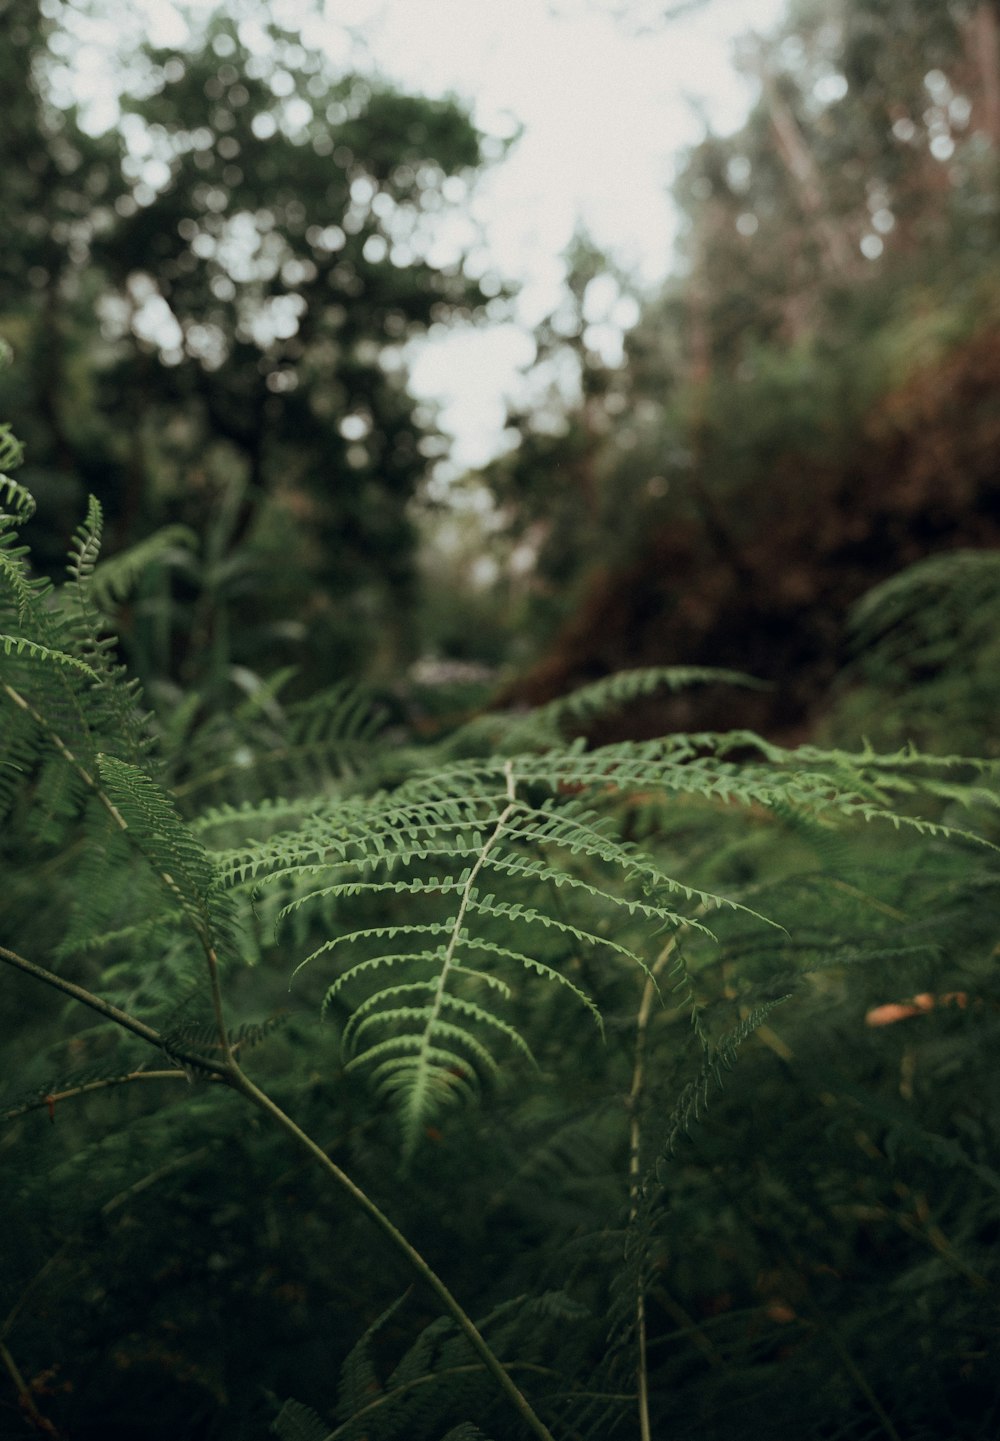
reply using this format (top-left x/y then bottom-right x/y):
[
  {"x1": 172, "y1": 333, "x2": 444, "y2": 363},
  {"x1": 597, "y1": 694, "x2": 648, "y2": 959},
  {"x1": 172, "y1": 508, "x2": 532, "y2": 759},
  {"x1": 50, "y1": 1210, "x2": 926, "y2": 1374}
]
[
  {"x1": 310, "y1": 0, "x2": 788, "y2": 467},
  {"x1": 320, "y1": 0, "x2": 786, "y2": 290},
  {"x1": 408, "y1": 323, "x2": 536, "y2": 469}
]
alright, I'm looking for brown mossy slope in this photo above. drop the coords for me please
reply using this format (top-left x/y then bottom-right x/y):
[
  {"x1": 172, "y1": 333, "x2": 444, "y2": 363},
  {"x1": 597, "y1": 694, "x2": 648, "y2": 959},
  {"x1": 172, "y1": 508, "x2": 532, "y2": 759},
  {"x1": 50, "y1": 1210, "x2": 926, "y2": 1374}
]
[{"x1": 499, "y1": 329, "x2": 1000, "y2": 741}]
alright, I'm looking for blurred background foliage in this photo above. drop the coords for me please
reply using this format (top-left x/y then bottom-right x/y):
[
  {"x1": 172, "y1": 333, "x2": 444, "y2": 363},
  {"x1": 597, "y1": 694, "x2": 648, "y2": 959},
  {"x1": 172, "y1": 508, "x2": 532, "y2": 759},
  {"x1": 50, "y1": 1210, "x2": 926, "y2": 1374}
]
[
  {"x1": 0, "y1": 0, "x2": 500, "y2": 713},
  {"x1": 3, "y1": 0, "x2": 1000, "y2": 738},
  {"x1": 2, "y1": 0, "x2": 1000, "y2": 1436},
  {"x1": 483, "y1": 0, "x2": 1000, "y2": 740}
]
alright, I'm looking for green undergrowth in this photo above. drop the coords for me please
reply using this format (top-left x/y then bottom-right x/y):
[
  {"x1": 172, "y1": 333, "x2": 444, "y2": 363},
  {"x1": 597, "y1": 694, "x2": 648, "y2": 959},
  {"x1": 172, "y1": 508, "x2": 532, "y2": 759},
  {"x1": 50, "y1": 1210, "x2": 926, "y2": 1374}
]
[{"x1": 1, "y1": 417, "x2": 999, "y2": 1440}]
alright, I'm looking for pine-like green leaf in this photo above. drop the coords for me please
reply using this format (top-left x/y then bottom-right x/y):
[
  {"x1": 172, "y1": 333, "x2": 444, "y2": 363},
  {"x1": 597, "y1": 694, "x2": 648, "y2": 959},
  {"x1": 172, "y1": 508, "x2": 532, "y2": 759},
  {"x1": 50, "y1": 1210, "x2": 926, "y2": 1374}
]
[
  {"x1": 659, "y1": 997, "x2": 791, "y2": 1160},
  {"x1": 96, "y1": 754, "x2": 222, "y2": 945},
  {"x1": 0, "y1": 633, "x2": 99, "y2": 679},
  {"x1": 0, "y1": 472, "x2": 34, "y2": 521},
  {"x1": 271, "y1": 1398, "x2": 331, "y2": 1441}
]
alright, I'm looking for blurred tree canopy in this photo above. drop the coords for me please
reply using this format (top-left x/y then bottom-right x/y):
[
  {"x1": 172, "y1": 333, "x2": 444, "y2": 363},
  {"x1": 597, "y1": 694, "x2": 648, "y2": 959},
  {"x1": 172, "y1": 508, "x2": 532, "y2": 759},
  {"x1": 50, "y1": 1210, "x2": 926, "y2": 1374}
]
[
  {"x1": 0, "y1": 0, "x2": 498, "y2": 696},
  {"x1": 490, "y1": 0, "x2": 1000, "y2": 737},
  {"x1": 5, "y1": 0, "x2": 1000, "y2": 733}
]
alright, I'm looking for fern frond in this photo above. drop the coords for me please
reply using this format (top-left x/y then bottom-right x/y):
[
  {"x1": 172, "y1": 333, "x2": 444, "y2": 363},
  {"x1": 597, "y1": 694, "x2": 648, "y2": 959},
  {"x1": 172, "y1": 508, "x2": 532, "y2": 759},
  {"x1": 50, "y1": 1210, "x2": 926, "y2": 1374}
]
[
  {"x1": 222, "y1": 749, "x2": 801, "y2": 1148},
  {"x1": 350, "y1": 1019, "x2": 500, "y2": 1088},
  {"x1": 361, "y1": 1040, "x2": 481, "y2": 1101},
  {"x1": 849, "y1": 548, "x2": 1000, "y2": 660},
  {"x1": 281, "y1": 1297, "x2": 505, "y2": 1441},
  {"x1": 658, "y1": 997, "x2": 791, "y2": 1160},
  {"x1": 157, "y1": 1012, "x2": 285, "y2": 1061},
  {"x1": 173, "y1": 679, "x2": 386, "y2": 807},
  {"x1": 543, "y1": 664, "x2": 767, "y2": 724},
  {"x1": 380, "y1": 1314, "x2": 465, "y2": 1406},
  {"x1": 0, "y1": 535, "x2": 47, "y2": 622},
  {"x1": 336, "y1": 1292, "x2": 411, "y2": 1422},
  {"x1": 96, "y1": 754, "x2": 235, "y2": 953},
  {"x1": 203, "y1": 713, "x2": 997, "y2": 1165},
  {"x1": 0, "y1": 634, "x2": 99, "y2": 679},
  {"x1": 89, "y1": 523, "x2": 197, "y2": 613},
  {"x1": 342, "y1": 986, "x2": 535, "y2": 1063},
  {"x1": 65, "y1": 494, "x2": 104, "y2": 589},
  {"x1": 272, "y1": 1399, "x2": 332, "y2": 1441},
  {"x1": 496, "y1": 665, "x2": 766, "y2": 751},
  {"x1": 0, "y1": 421, "x2": 26, "y2": 479}
]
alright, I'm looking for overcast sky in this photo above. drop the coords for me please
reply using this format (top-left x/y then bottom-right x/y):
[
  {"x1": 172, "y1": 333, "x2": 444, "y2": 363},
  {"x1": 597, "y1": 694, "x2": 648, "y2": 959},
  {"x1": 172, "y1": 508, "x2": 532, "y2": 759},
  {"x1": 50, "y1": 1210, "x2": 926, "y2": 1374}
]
[
  {"x1": 314, "y1": 0, "x2": 790, "y2": 465},
  {"x1": 111, "y1": 0, "x2": 790, "y2": 465}
]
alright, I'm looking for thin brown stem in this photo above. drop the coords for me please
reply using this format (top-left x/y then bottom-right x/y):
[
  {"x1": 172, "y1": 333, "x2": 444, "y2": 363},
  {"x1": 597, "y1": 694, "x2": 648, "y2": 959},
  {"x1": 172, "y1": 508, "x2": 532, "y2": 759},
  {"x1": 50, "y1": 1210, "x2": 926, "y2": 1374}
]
[
  {"x1": 0, "y1": 943, "x2": 557, "y2": 1441},
  {"x1": 3, "y1": 1068, "x2": 200, "y2": 1121},
  {"x1": 0, "y1": 945, "x2": 230, "y2": 1080},
  {"x1": 627, "y1": 909, "x2": 708, "y2": 1441},
  {"x1": 228, "y1": 1066, "x2": 557, "y2": 1441},
  {"x1": 204, "y1": 945, "x2": 236, "y2": 1066},
  {"x1": 628, "y1": 936, "x2": 678, "y2": 1441},
  {"x1": 0, "y1": 1340, "x2": 62, "y2": 1437}
]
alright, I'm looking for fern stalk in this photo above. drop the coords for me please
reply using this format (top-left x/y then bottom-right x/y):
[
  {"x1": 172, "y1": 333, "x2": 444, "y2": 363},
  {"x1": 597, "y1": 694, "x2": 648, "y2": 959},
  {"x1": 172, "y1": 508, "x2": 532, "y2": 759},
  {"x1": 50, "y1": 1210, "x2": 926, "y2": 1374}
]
[
  {"x1": 224, "y1": 1066, "x2": 558, "y2": 1441},
  {"x1": 2, "y1": 1070, "x2": 202, "y2": 1122},
  {"x1": 0, "y1": 1339, "x2": 62, "y2": 1438},
  {"x1": 402, "y1": 759, "x2": 520, "y2": 1156},
  {"x1": 1, "y1": 681, "x2": 128, "y2": 831},
  {"x1": 0, "y1": 943, "x2": 558, "y2": 1441},
  {"x1": 0, "y1": 944, "x2": 228, "y2": 1073},
  {"x1": 627, "y1": 933, "x2": 682, "y2": 1441},
  {"x1": 205, "y1": 942, "x2": 236, "y2": 1066}
]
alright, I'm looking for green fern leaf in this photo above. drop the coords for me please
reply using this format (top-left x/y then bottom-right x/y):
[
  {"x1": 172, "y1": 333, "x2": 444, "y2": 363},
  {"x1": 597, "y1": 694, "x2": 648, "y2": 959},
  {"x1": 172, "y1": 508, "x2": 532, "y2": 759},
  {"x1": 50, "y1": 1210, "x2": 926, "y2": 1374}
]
[
  {"x1": 271, "y1": 1398, "x2": 331, "y2": 1441},
  {"x1": 96, "y1": 754, "x2": 229, "y2": 949},
  {"x1": 89, "y1": 523, "x2": 197, "y2": 613},
  {"x1": 0, "y1": 633, "x2": 99, "y2": 679},
  {"x1": 0, "y1": 474, "x2": 34, "y2": 522},
  {"x1": 0, "y1": 421, "x2": 26, "y2": 476},
  {"x1": 659, "y1": 997, "x2": 791, "y2": 1160},
  {"x1": 336, "y1": 1292, "x2": 412, "y2": 1419}
]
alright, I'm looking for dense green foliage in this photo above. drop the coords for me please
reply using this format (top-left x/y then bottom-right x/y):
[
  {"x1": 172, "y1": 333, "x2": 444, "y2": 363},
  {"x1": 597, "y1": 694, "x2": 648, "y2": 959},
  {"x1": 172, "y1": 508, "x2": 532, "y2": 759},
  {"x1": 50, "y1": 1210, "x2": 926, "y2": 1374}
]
[
  {"x1": 3, "y1": 408, "x2": 999, "y2": 1439},
  {"x1": 3, "y1": 1, "x2": 1000, "y2": 1437},
  {"x1": 0, "y1": 0, "x2": 499, "y2": 693}
]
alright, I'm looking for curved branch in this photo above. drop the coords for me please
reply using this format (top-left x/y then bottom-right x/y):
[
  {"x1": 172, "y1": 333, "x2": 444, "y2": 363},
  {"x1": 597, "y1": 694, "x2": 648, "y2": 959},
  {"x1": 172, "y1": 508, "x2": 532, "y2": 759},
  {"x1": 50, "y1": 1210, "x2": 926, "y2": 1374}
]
[
  {"x1": 0, "y1": 942, "x2": 557, "y2": 1441},
  {"x1": 0, "y1": 944, "x2": 230, "y2": 1080}
]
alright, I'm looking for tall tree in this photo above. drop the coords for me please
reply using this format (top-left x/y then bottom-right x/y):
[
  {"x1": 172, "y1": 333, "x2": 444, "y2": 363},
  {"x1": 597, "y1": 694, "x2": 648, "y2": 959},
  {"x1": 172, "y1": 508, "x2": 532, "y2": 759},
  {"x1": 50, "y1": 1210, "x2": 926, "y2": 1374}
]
[
  {"x1": 0, "y1": 0, "x2": 496, "y2": 688},
  {"x1": 490, "y1": 0, "x2": 1000, "y2": 730}
]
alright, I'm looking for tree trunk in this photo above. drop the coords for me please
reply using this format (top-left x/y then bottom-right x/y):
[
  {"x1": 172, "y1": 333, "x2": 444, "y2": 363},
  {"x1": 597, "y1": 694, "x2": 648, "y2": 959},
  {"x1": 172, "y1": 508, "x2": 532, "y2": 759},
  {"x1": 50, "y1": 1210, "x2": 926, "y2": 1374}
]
[
  {"x1": 754, "y1": 56, "x2": 855, "y2": 280},
  {"x1": 967, "y1": 2, "x2": 1000, "y2": 148}
]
